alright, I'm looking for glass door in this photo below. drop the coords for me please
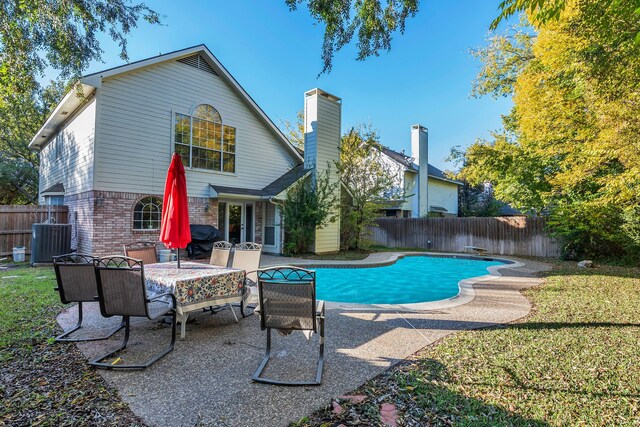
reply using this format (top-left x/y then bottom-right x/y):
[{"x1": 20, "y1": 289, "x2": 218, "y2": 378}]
[
  {"x1": 263, "y1": 203, "x2": 280, "y2": 253},
  {"x1": 228, "y1": 203, "x2": 242, "y2": 244},
  {"x1": 219, "y1": 201, "x2": 256, "y2": 244},
  {"x1": 245, "y1": 203, "x2": 254, "y2": 242}
]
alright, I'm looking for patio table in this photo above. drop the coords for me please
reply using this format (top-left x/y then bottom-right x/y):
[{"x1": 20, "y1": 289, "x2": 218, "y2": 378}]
[{"x1": 144, "y1": 261, "x2": 245, "y2": 339}]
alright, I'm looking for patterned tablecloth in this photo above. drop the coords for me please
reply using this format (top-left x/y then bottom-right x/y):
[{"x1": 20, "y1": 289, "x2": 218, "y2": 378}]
[{"x1": 145, "y1": 262, "x2": 245, "y2": 339}]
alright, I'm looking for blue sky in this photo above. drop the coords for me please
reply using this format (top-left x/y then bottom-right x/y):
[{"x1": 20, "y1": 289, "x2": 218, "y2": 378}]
[{"x1": 78, "y1": 0, "x2": 513, "y2": 170}]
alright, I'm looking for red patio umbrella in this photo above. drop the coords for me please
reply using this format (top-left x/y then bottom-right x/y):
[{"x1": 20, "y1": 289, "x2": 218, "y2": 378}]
[{"x1": 160, "y1": 153, "x2": 191, "y2": 268}]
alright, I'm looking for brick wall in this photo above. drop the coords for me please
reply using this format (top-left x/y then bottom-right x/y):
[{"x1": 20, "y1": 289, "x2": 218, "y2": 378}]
[
  {"x1": 66, "y1": 190, "x2": 219, "y2": 257},
  {"x1": 64, "y1": 192, "x2": 95, "y2": 255},
  {"x1": 254, "y1": 201, "x2": 263, "y2": 244}
]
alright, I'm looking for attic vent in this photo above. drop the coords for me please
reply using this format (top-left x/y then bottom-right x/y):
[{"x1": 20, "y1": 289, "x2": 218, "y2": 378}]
[{"x1": 177, "y1": 54, "x2": 218, "y2": 76}]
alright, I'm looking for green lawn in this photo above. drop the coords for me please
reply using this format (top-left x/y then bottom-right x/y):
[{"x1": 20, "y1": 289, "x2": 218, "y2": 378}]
[
  {"x1": 299, "y1": 263, "x2": 640, "y2": 426},
  {"x1": 0, "y1": 266, "x2": 61, "y2": 356},
  {"x1": 0, "y1": 266, "x2": 145, "y2": 425}
]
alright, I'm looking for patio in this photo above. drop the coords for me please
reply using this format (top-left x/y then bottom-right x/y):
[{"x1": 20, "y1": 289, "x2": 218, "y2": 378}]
[{"x1": 56, "y1": 253, "x2": 549, "y2": 427}]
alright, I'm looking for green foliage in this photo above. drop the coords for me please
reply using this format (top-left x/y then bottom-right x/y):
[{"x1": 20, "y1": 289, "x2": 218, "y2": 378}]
[
  {"x1": 286, "y1": 0, "x2": 636, "y2": 74},
  {"x1": 285, "y1": 0, "x2": 418, "y2": 74},
  {"x1": 338, "y1": 125, "x2": 405, "y2": 250},
  {"x1": 0, "y1": 267, "x2": 60, "y2": 355},
  {"x1": 0, "y1": 1, "x2": 161, "y2": 204},
  {"x1": 547, "y1": 200, "x2": 629, "y2": 260},
  {"x1": 0, "y1": 81, "x2": 67, "y2": 204},
  {"x1": 458, "y1": 183, "x2": 503, "y2": 217},
  {"x1": 0, "y1": 0, "x2": 161, "y2": 101},
  {"x1": 490, "y1": 0, "x2": 569, "y2": 29},
  {"x1": 282, "y1": 168, "x2": 338, "y2": 255},
  {"x1": 471, "y1": 17, "x2": 535, "y2": 99},
  {"x1": 461, "y1": 1, "x2": 640, "y2": 260},
  {"x1": 340, "y1": 201, "x2": 381, "y2": 250},
  {"x1": 281, "y1": 109, "x2": 305, "y2": 149}
]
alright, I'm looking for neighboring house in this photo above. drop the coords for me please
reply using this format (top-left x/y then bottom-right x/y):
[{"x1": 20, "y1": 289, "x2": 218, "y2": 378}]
[
  {"x1": 378, "y1": 125, "x2": 462, "y2": 218},
  {"x1": 29, "y1": 45, "x2": 341, "y2": 256}
]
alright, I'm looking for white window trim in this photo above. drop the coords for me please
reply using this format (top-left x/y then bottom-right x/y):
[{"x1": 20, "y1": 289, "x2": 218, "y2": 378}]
[
  {"x1": 171, "y1": 108, "x2": 238, "y2": 175},
  {"x1": 132, "y1": 196, "x2": 163, "y2": 231}
]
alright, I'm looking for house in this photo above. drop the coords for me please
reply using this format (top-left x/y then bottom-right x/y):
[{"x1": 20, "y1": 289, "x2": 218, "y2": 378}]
[
  {"x1": 378, "y1": 125, "x2": 462, "y2": 218},
  {"x1": 29, "y1": 45, "x2": 341, "y2": 256}
]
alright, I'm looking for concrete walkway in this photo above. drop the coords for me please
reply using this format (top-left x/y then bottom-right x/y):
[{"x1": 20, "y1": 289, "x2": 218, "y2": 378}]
[{"x1": 57, "y1": 252, "x2": 550, "y2": 427}]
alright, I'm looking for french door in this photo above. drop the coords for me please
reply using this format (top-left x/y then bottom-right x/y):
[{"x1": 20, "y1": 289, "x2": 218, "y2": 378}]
[{"x1": 218, "y1": 201, "x2": 255, "y2": 244}]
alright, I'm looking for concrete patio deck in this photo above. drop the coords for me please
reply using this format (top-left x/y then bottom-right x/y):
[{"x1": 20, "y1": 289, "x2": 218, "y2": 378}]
[{"x1": 57, "y1": 252, "x2": 550, "y2": 427}]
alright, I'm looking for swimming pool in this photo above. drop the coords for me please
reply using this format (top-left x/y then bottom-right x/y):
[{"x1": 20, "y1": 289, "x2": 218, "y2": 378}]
[{"x1": 314, "y1": 256, "x2": 504, "y2": 304}]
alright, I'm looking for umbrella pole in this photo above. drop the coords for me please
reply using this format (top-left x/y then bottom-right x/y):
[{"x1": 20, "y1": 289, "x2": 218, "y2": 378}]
[{"x1": 177, "y1": 248, "x2": 181, "y2": 268}]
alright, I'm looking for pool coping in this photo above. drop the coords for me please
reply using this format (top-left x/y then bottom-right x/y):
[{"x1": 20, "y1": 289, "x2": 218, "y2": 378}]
[{"x1": 263, "y1": 251, "x2": 525, "y2": 312}]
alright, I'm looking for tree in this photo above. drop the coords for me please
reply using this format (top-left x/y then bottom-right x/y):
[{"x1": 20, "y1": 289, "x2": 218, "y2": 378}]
[
  {"x1": 280, "y1": 109, "x2": 305, "y2": 149},
  {"x1": 338, "y1": 125, "x2": 405, "y2": 249},
  {"x1": 281, "y1": 168, "x2": 339, "y2": 255},
  {"x1": 459, "y1": 0, "x2": 640, "y2": 259},
  {"x1": 0, "y1": 0, "x2": 161, "y2": 102},
  {"x1": 285, "y1": 0, "x2": 418, "y2": 74},
  {"x1": 0, "y1": 81, "x2": 67, "y2": 204},
  {"x1": 285, "y1": 0, "x2": 630, "y2": 74},
  {"x1": 0, "y1": 0, "x2": 161, "y2": 204},
  {"x1": 448, "y1": 147, "x2": 503, "y2": 217}
]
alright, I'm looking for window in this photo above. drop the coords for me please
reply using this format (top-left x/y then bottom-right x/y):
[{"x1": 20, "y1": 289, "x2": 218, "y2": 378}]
[
  {"x1": 174, "y1": 104, "x2": 236, "y2": 173},
  {"x1": 133, "y1": 196, "x2": 162, "y2": 230},
  {"x1": 55, "y1": 133, "x2": 64, "y2": 160},
  {"x1": 45, "y1": 195, "x2": 64, "y2": 206},
  {"x1": 264, "y1": 203, "x2": 276, "y2": 246}
]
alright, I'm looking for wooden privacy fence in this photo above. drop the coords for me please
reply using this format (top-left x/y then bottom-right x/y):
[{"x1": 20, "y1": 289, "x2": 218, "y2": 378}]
[
  {"x1": 0, "y1": 205, "x2": 69, "y2": 257},
  {"x1": 371, "y1": 216, "x2": 560, "y2": 257}
]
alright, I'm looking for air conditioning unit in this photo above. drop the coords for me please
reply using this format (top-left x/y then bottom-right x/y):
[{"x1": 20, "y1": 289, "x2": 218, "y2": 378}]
[{"x1": 31, "y1": 224, "x2": 72, "y2": 264}]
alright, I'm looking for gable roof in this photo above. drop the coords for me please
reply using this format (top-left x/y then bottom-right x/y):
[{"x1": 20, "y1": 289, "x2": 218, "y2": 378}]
[
  {"x1": 210, "y1": 164, "x2": 311, "y2": 199},
  {"x1": 380, "y1": 147, "x2": 462, "y2": 185},
  {"x1": 381, "y1": 147, "x2": 417, "y2": 171},
  {"x1": 30, "y1": 45, "x2": 303, "y2": 161}
]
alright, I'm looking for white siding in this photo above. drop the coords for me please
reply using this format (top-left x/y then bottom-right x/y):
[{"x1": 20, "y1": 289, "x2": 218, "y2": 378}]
[
  {"x1": 38, "y1": 98, "x2": 96, "y2": 201},
  {"x1": 94, "y1": 60, "x2": 298, "y2": 197},
  {"x1": 428, "y1": 178, "x2": 459, "y2": 215}
]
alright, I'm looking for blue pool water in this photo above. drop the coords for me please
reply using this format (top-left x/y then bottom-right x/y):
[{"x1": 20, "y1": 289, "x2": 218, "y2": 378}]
[{"x1": 314, "y1": 256, "x2": 504, "y2": 304}]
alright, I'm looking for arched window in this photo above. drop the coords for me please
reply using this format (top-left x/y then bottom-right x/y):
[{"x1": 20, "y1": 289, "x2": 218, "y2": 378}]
[
  {"x1": 193, "y1": 104, "x2": 221, "y2": 123},
  {"x1": 133, "y1": 196, "x2": 162, "y2": 230},
  {"x1": 174, "y1": 104, "x2": 236, "y2": 172}
]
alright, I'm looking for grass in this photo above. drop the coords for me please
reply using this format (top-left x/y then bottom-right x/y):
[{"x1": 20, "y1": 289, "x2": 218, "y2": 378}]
[
  {"x1": 0, "y1": 266, "x2": 61, "y2": 356},
  {"x1": 0, "y1": 266, "x2": 145, "y2": 425},
  {"x1": 299, "y1": 262, "x2": 640, "y2": 426},
  {"x1": 401, "y1": 263, "x2": 640, "y2": 425}
]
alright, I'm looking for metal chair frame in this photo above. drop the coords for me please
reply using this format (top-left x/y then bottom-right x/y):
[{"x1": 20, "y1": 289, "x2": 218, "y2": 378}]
[
  {"x1": 232, "y1": 242, "x2": 262, "y2": 318},
  {"x1": 204, "y1": 241, "x2": 245, "y2": 319},
  {"x1": 52, "y1": 253, "x2": 124, "y2": 342},
  {"x1": 89, "y1": 256, "x2": 176, "y2": 370},
  {"x1": 123, "y1": 241, "x2": 158, "y2": 265},
  {"x1": 252, "y1": 266, "x2": 325, "y2": 386},
  {"x1": 209, "y1": 240, "x2": 233, "y2": 267}
]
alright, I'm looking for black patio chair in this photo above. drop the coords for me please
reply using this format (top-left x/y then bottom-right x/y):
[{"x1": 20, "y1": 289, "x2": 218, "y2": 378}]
[
  {"x1": 252, "y1": 266, "x2": 325, "y2": 386},
  {"x1": 90, "y1": 256, "x2": 176, "y2": 370},
  {"x1": 52, "y1": 253, "x2": 124, "y2": 342}
]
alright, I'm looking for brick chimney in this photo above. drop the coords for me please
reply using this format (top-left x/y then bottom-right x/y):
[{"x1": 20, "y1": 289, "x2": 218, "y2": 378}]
[
  {"x1": 411, "y1": 124, "x2": 429, "y2": 217},
  {"x1": 304, "y1": 88, "x2": 341, "y2": 253}
]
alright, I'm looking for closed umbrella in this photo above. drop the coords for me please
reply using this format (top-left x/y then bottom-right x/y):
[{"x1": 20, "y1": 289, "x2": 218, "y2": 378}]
[{"x1": 160, "y1": 153, "x2": 191, "y2": 268}]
